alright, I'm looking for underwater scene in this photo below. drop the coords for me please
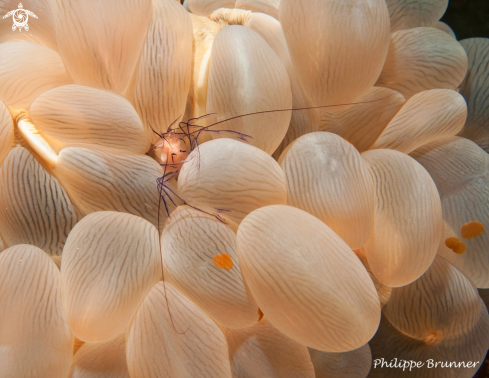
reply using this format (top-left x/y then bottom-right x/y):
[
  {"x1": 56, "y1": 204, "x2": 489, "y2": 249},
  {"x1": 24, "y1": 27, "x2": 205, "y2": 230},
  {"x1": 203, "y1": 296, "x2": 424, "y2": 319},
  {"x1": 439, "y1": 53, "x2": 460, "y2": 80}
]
[{"x1": 0, "y1": 0, "x2": 488, "y2": 377}]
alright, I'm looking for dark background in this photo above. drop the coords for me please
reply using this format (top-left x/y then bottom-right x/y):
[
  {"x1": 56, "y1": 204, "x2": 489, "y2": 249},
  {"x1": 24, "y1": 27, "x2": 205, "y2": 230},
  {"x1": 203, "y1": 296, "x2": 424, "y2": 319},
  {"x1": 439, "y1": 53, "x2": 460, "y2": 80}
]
[{"x1": 441, "y1": 0, "x2": 489, "y2": 39}]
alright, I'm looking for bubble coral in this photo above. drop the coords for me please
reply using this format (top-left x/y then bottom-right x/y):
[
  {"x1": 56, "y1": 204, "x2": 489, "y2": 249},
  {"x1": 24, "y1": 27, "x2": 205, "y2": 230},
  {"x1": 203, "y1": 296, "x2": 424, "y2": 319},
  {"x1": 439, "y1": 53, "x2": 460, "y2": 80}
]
[
  {"x1": 0, "y1": 245, "x2": 72, "y2": 377},
  {"x1": 237, "y1": 205, "x2": 381, "y2": 352},
  {"x1": 0, "y1": 0, "x2": 488, "y2": 376},
  {"x1": 369, "y1": 256, "x2": 489, "y2": 378},
  {"x1": 61, "y1": 211, "x2": 161, "y2": 343},
  {"x1": 308, "y1": 344, "x2": 373, "y2": 378},
  {"x1": 226, "y1": 318, "x2": 315, "y2": 377},
  {"x1": 67, "y1": 334, "x2": 130, "y2": 378},
  {"x1": 161, "y1": 205, "x2": 258, "y2": 329}
]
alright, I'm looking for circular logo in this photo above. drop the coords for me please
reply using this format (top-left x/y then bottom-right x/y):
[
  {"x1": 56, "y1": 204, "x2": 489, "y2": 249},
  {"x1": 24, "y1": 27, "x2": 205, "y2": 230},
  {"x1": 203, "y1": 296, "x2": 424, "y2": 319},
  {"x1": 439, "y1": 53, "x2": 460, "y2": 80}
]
[
  {"x1": 3, "y1": 4, "x2": 38, "y2": 32},
  {"x1": 12, "y1": 9, "x2": 28, "y2": 31}
]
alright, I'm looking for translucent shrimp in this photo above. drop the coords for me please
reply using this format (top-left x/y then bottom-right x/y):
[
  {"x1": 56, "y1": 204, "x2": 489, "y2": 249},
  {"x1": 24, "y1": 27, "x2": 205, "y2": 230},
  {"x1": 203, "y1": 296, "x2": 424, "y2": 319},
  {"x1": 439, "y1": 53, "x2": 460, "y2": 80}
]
[
  {"x1": 152, "y1": 114, "x2": 252, "y2": 225},
  {"x1": 153, "y1": 98, "x2": 391, "y2": 224}
]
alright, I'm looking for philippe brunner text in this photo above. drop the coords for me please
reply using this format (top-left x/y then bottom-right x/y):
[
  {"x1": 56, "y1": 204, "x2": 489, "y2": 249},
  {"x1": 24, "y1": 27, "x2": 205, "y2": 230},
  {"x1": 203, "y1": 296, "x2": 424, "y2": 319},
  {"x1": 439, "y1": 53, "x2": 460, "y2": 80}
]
[{"x1": 373, "y1": 358, "x2": 480, "y2": 372}]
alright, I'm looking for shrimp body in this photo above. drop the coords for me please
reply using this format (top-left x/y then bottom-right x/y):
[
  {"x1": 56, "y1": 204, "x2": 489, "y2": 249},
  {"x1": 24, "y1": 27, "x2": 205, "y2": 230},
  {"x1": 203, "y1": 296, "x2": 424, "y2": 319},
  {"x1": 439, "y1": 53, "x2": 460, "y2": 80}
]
[{"x1": 153, "y1": 131, "x2": 189, "y2": 172}]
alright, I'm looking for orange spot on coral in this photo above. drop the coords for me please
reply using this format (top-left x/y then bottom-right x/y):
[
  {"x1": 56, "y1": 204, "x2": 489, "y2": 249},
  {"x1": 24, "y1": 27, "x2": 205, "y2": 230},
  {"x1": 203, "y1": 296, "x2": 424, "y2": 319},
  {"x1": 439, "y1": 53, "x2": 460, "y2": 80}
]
[
  {"x1": 213, "y1": 253, "x2": 233, "y2": 270},
  {"x1": 445, "y1": 237, "x2": 466, "y2": 254},
  {"x1": 445, "y1": 237, "x2": 460, "y2": 249},
  {"x1": 452, "y1": 243, "x2": 466, "y2": 255},
  {"x1": 258, "y1": 308, "x2": 264, "y2": 322},
  {"x1": 460, "y1": 221, "x2": 485, "y2": 239}
]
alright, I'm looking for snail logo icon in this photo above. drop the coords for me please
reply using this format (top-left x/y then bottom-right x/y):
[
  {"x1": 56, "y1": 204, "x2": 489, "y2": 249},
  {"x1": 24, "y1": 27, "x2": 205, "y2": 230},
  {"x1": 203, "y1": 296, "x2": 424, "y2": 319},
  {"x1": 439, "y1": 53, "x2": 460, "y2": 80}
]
[{"x1": 3, "y1": 3, "x2": 38, "y2": 32}]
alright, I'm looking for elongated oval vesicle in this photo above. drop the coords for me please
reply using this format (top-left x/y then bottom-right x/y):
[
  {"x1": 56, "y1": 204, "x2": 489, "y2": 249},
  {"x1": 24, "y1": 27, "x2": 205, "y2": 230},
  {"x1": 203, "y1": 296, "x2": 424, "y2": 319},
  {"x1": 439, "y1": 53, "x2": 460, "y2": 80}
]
[
  {"x1": 226, "y1": 318, "x2": 315, "y2": 378},
  {"x1": 0, "y1": 0, "x2": 58, "y2": 51},
  {"x1": 30, "y1": 85, "x2": 149, "y2": 154},
  {"x1": 242, "y1": 12, "x2": 317, "y2": 156},
  {"x1": 279, "y1": 132, "x2": 374, "y2": 249},
  {"x1": 384, "y1": 256, "x2": 481, "y2": 342},
  {"x1": 308, "y1": 344, "x2": 372, "y2": 378},
  {"x1": 188, "y1": 0, "x2": 236, "y2": 15},
  {"x1": 54, "y1": 147, "x2": 178, "y2": 230},
  {"x1": 67, "y1": 335, "x2": 130, "y2": 378},
  {"x1": 185, "y1": 14, "x2": 221, "y2": 124},
  {"x1": 61, "y1": 212, "x2": 161, "y2": 343},
  {"x1": 51, "y1": 0, "x2": 151, "y2": 93},
  {"x1": 0, "y1": 100, "x2": 13, "y2": 165},
  {"x1": 377, "y1": 27, "x2": 468, "y2": 99},
  {"x1": 385, "y1": 0, "x2": 448, "y2": 32},
  {"x1": 236, "y1": 0, "x2": 280, "y2": 19},
  {"x1": 0, "y1": 148, "x2": 78, "y2": 256},
  {"x1": 362, "y1": 149, "x2": 442, "y2": 287},
  {"x1": 161, "y1": 206, "x2": 258, "y2": 329},
  {"x1": 127, "y1": 282, "x2": 233, "y2": 378},
  {"x1": 459, "y1": 38, "x2": 489, "y2": 153},
  {"x1": 369, "y1": 305, "x2": 489, "y2": 378},
  {"x1": 319, "y1": 87, "x2": 405, "y2": 152},
  {"x1": 370, "y1": 89, "x2": 467, "y2": 154},
  {"x1": 280, "y1": 0, "x2": 390, "y2": 106},
  {"x1": 206, "y1": 25, "x2": 292, "y2": 155},
  {"x1": 128, "y1": 0, "x2": 193, "y2": 143},
  {"x1": 178, "y1": 138, "x2": 287, "y2": 223},
  {"x1": 0, "y1": 245, "x2": 72, "y2": 378},
  {"x1": 411, "y1": 137, "x2": 489, "y2": 288},
  {"x1": 0, "y1": 41, "x2": 72, "y2": 108},
  {"x1": 237, "y1": 205, "x2": 381, "y2": 352}
]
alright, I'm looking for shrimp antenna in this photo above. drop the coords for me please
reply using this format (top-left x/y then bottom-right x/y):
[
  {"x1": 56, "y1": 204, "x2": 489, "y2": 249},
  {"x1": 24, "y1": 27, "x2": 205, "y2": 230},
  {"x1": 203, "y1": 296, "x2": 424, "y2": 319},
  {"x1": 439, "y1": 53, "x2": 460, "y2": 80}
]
[
  {"x1": 148, "y1": 122, "x2": 163, "y2": 138},
  {"x1": 167, "y1": 115, "x2": 183, "y2": 133},
  {"x1": 176, "y1": 113, "x2": 219, "y2": 148},
  {"x1": 186, "y1": 113, "x2": 218, "y2": 124},
  {"x1": 187, "y1": 97, "x2": 392, "y2": 136},
  {"x1": 164, "y1": 183, "x2": 228, "y2": 224},
  {"x1": 157, "y1": 150, "x2": 189, "y2": 335}
]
